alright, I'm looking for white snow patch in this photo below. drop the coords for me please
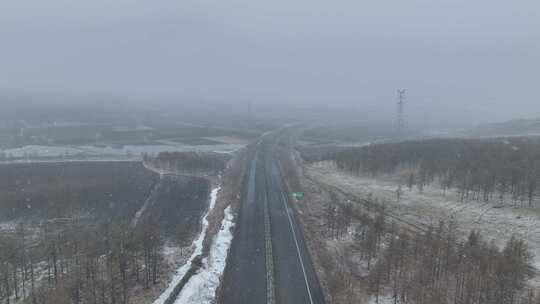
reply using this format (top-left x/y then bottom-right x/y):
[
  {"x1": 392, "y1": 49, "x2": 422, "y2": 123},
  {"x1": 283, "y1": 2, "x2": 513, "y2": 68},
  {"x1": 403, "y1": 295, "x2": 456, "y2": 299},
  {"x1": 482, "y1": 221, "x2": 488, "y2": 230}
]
[
  {"x1": 0, "y1": 220, "x2": 19, "y2": 232},
  {"x1": 174, "y1": 206, "x2": 235, "y2": 304},
  {"x1": 3, "y1": 143, "x2": 243, "y2": 159},
  {"x1": 152, "y1": 186, "x2": 221, "y2": 304},
  {"x1": 368, "y1": 294, "x2": 397, "y2": 304}
]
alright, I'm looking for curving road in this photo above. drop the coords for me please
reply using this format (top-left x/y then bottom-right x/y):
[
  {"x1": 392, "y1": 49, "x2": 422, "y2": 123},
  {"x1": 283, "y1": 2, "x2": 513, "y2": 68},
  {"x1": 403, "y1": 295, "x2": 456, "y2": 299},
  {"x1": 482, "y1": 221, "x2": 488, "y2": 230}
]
[{"x1": 220, "y1": 132, "x2": 325, "y2": 304}]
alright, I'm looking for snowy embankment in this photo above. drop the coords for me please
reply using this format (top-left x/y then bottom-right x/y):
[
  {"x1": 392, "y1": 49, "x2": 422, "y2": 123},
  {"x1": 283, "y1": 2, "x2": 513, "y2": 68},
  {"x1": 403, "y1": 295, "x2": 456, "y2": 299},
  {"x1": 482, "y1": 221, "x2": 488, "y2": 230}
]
[
  {"x1": 173, "y1": 206, "x2": 234, "y2": 304},
  {"x1": 152, "y1": 187, "x2": 221, "y2": 304}
]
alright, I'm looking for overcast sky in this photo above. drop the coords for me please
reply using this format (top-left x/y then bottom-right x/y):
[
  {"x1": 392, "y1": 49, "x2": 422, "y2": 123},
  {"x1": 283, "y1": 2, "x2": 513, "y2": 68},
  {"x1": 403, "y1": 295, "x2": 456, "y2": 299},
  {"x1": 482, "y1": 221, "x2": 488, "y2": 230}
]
[{"x1": 1, "y1": 0, "x2": 539, "y2": 125}]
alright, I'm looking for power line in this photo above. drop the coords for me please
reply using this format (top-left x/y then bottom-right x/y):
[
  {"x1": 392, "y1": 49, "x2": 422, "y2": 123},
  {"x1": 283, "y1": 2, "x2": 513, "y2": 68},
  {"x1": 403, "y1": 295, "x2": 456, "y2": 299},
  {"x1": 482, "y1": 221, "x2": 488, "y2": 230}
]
[{"x1": 396, "y1": 89, "x2": 406, "y2": 137}]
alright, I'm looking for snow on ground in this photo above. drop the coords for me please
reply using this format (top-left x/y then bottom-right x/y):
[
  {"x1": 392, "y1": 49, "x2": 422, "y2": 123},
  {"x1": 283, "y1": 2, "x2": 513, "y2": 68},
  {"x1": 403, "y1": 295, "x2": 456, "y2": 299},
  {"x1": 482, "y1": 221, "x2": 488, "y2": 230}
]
[
  {"x1": 162, "y1": 243, "x2": 191, "y2": 268},
  {"x1": 0, "y1": 220, "x2": 18, "y2": 232},
  {"x1": 152, "y1": 187, "x2": 221, "y2": 304},
  {"x1": 2, "y1": 143, "x2": 243, "y2": 159},
  {"x1": 367, "y1": 294, "x2": 397, "y2": 304},
  {"x1": 130, "y1": 181, "x2": 162, "y2": 229},
  {"x1": 306, "y1": 161, "x2": 540, "y2": 272},
  {"x1": 174, "y1": 206, "x2": 235, "y2": 304},
  {"x1": 11, "y1": 261, "x2": 49, "y2": 303}
]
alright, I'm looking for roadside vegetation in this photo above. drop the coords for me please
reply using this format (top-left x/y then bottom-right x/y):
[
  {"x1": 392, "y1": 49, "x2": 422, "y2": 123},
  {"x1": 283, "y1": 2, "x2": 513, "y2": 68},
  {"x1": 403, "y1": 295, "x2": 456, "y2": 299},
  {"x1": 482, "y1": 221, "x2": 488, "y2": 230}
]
[
  {"x1": 291, "y1": 135, "x2": 540, "y2": 303},
  {"x1": 0, "y1": 161, "x2": 211, "y2": 304},
  {"x1": 332, "y1": 137, "x2": 540, "y2": 207},
  {"x1": 296, "y1": 160, "x2": 539, "y2": 304},
  {"x1": 330, "y1": 201, "x2": 536, "y2": 304}
]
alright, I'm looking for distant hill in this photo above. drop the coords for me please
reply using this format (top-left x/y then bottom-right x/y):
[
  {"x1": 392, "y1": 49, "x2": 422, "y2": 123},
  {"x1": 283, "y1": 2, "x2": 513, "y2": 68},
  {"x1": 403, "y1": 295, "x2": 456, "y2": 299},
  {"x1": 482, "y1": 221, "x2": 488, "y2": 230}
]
[{"x1": 468, "y1": 118, "x2": 540, "y2": 137}]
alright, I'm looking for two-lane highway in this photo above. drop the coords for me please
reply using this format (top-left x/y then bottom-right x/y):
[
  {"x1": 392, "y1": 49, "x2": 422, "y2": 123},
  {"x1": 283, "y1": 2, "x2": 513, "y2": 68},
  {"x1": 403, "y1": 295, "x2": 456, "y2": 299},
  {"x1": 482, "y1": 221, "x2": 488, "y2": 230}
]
[{"x1": 220, "y1": 132, "x2": 325, "y2": 304}]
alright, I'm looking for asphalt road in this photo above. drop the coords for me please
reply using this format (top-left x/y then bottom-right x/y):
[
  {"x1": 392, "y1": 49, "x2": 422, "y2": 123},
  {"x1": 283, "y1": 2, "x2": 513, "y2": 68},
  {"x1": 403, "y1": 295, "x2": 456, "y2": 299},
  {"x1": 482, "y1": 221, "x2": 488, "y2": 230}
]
[{"x1": 220, "y1": 133, "x2": 325, "y2": 304}]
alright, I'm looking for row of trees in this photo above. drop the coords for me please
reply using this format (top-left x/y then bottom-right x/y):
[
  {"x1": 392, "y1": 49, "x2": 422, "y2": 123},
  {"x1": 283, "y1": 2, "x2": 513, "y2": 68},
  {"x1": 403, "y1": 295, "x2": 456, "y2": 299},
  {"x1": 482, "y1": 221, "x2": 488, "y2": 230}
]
[
  {"x1": 332, "y1": 137, "x2": 540, "y2": 207},
  {"x1": 324, "y1": 195, "x2": 536, "y2": 304},
  {"x1": 325, "y1": 192, "x2": 353, "y2": 239},
  {"x1": 0, "y1": 218, "x2": 162, "y2": 304},
  {"x1": 367, "y1": 220, "x2": 534, "y2": 304}
]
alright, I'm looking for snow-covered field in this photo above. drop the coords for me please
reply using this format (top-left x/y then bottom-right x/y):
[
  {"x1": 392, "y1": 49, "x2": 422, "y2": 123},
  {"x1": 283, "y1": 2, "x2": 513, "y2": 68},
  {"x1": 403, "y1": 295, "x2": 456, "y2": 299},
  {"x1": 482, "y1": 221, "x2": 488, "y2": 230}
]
[
  {"x1": 306, "y1": 161, "x2": 540, "y2": 271},
  {"x1": 2, "y1": 142, "x2": 243, "y2": 159},
  {"x1": 174, "y1": 206, "x2": 234, "y2": 304},
  {"x1": 152, "y1": 187, "x2": 221, "y2": 304}
]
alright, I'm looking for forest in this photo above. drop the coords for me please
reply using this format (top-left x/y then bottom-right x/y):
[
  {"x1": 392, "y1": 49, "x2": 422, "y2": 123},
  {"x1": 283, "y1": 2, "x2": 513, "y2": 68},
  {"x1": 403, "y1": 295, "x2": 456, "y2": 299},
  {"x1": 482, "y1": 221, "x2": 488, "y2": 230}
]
[
  {"x1": 332, "y1": 137, "x2": 540, "y2": 207},
  {"x1": 0, "y1": 217, "x2": 162, "y2": 304},
  {"x1": 0, "y1": 161, "x2": 210, "y2": 304},
  {"x1": 325, "y1": 199, "x2": 537, "y2": 304}
]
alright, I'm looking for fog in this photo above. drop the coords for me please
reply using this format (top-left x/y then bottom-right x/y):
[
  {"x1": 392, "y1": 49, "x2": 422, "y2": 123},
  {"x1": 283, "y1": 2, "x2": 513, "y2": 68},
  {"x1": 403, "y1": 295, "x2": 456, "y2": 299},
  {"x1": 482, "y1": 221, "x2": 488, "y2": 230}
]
[{"x1": 1, "y1": 0, "x2": 539, "y2": 127}]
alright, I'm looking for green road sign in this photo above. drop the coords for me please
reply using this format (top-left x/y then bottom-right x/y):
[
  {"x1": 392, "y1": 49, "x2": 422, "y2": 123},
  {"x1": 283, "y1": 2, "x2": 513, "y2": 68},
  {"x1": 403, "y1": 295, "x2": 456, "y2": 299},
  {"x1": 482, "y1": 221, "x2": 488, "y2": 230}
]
[{"x1": 292, "y1": 192, "x2": 304, "y2": 198}]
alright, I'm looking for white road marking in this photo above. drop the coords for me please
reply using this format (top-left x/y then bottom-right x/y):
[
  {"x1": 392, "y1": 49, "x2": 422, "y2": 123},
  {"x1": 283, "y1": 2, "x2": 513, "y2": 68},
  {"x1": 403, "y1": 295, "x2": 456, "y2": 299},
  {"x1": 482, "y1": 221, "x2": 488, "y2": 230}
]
[{"x1": 279, "y1": 190, "x2": 314, "y2": 304}]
